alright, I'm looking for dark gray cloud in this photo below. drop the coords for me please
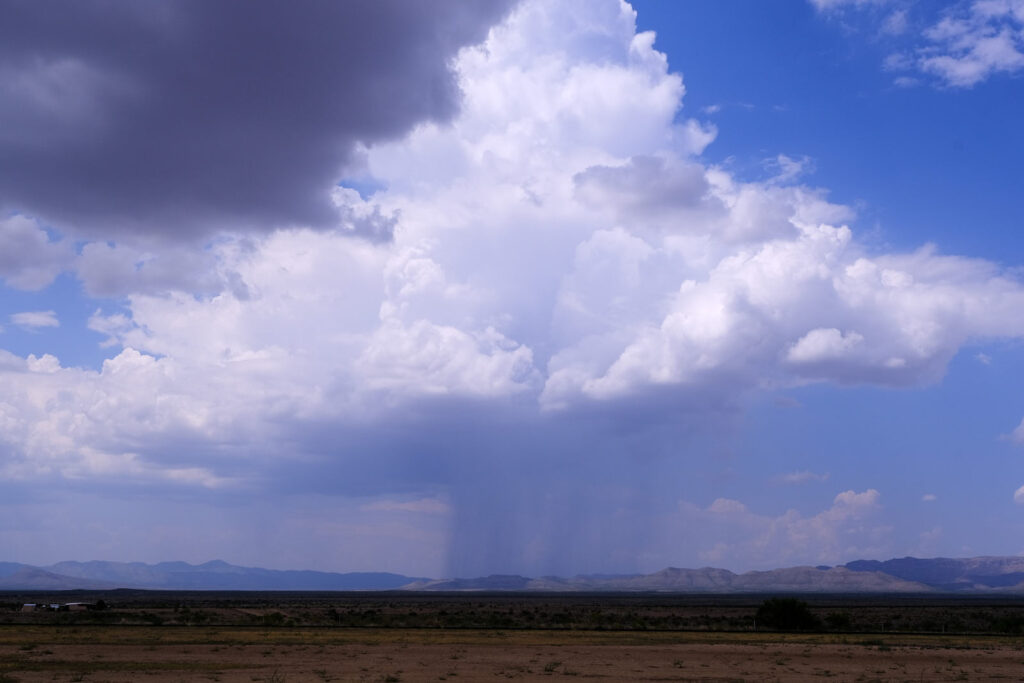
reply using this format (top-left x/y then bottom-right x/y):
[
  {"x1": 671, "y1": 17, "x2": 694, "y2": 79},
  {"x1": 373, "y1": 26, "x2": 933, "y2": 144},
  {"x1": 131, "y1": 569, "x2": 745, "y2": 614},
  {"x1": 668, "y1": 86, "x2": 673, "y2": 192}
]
[{"x1": 0, "y1": 0, "x2": 514, "y2": 241}]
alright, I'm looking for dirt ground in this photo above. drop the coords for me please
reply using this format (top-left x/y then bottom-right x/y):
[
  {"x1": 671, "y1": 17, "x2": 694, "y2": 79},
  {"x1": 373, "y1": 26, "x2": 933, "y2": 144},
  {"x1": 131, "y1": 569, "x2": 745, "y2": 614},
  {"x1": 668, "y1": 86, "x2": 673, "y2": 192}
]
[{"x1": 3, "y1": 627, "x2": 1024, "y2": 682}]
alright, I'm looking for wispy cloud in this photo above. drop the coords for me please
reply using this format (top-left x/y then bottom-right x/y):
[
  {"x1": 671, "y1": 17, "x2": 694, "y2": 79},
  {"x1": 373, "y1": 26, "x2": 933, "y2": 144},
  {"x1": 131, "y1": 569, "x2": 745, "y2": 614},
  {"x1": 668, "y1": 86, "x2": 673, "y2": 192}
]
[
  {"x1": 1009, "y1": 417, "x2": 1024, "y2": 445},
  {"x1": 881, "y1": 9, "x2": 909, "y2": 36},
  {"x1": 11, "y1": 310, "x2": 59, "y2": 330},
  {"x1": 361, "y1": 498, "x2": 452, "y2": 515},
  {"x1": 774, "y1": 470, "x2": 831, "y2": 485},
  {"x1": 764, "y1": 154, "x2": 815, "y2": 185},
  {"x1": 917, "y1": 3, "x2": 1024, "y2": 87},
  {"x1": 822, "y1": 0, "x2": 1024, "y2": 87},
  {"x1": 809, "y1": 0, "x2": 888, "y2": 10}
]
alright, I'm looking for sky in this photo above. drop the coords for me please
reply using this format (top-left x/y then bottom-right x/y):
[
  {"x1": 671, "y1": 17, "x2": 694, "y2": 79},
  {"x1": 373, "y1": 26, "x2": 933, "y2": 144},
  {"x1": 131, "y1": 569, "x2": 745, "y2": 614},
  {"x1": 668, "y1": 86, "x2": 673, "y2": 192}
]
[{"x1": 1, "y1": 0, "x2": 1024, "y2": 578}]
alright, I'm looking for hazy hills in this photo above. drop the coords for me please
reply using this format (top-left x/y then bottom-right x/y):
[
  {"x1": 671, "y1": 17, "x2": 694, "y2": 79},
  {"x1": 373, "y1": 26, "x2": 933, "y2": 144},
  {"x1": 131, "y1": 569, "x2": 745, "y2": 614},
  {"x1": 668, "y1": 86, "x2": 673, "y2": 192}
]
[
  {"x1": 403, "y1": 565, "x2": 931, "y2": 593},
  {"x1": 4, "y1": 556, "x2": 1024, "y2": 592},
  {"x1": 0, "y1": 560, "x2": 422, "y2": 591},
  {"x1": 845, "y1": 556, "x2": 1024, "y2": 591}
]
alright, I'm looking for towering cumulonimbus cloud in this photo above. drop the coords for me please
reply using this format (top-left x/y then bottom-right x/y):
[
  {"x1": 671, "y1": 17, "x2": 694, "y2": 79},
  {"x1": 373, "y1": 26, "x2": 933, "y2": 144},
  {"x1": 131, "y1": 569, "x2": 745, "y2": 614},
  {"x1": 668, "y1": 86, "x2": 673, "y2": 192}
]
[{"x1": 1, "y1": 0, "x2": 1024, "y2": 575}]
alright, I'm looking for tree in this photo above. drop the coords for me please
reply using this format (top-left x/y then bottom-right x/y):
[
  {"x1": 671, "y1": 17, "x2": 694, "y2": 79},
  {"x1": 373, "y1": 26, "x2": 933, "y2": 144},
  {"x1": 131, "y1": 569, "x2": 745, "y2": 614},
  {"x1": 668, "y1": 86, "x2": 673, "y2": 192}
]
[{"x1": 755, "y1": 598, "x2": 821, "y2": 631}]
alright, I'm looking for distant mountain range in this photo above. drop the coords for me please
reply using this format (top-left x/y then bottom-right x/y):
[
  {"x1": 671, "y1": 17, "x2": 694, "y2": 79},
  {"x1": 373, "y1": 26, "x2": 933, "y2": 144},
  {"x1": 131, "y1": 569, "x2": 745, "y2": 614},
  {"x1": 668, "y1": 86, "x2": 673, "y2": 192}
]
[
  {"x1": 4, "y1": 556, "x2": 1024, "y2": 592},
  {"x1": 0, "y1": 560, "x2": 423, "y2": 591},
  {"x1": 403, "y1": 565, "x2": 932, "y2": 593}
]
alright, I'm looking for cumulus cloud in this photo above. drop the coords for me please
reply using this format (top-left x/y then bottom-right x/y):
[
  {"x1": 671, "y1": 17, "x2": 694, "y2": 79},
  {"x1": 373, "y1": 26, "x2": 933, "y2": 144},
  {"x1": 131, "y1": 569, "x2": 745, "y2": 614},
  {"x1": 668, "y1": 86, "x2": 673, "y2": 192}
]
[
  {"x1": 75, "y1": 241, "x2": 224, "y2": 298},
  {"x1": 677, "y1": 489, "x2": 888, "y2": 569},
  {"x1": 787, "y1": 328, "x2": 865, "y2": 364},
  {"x1": 0, "y1": 0, "x2": 514, "y2": 241},
  {"x1": 0, "y1": 215, "x2": 71, "y2": 290},
  {"x1": 10, "y1": 311, "x2": 59, "y2": 330},
  {"x1": 922, "y1": 493, "x2": 938, "y2": 502},
  {"x1": 2, "y1": 0, "x2": 1024, "y2": 491},
  {"x1": 574, "y1": 155, "x2": 711, "y2": 215},
  {"x1": 1015, "y1": 485, "x2": 1024, "y2": 504}
]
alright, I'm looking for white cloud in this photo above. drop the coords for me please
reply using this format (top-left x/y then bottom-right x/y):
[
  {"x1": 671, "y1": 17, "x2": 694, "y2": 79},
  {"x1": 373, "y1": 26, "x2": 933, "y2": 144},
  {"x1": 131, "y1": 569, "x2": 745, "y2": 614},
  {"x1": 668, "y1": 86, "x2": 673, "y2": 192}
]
[
  {"x1": 361, "y1": 498, "x2": 452, "y2": 515},
  {"x1": 922, "y1": 493, "x2": 937, "y2": 502},
  {"x1": 1, "y1": 0, "x2": 1024, "y2": 498},
  {"x1": 765, "y1": 154, "x2": 815, "y2": 185},
  {"x1": 1010, "y1": 417, "x2": 1024, "y2": 444},
  {"x1": 881, "y1": 9, "x2": 909, "y2": 35},
  {"x1": 75, "y1": 241, "x2": 223, "y2": 298},
  {"x1": 875, "y1": 1, "x2": 1024, "y2": 87},
  {"x1": 1015, "y1": 485, "x2": 1024, "y2": 504},
  {"x1": 787, "y1": 328, "x2": 865, "y2": 364},
  {"x1": 920, "y1": 24, "x2": 1024, "y2": 87},
  {"x1": 707, "y1": 498, "x2": 748, "y2": 514},
  {"x1": 776, "y1": 470, "x2": 830, "y2": 485},
  {"x1": 0, "y1": 215, "x2": 71, "y2": 290},
  {"x1": 817, "y1": 0, "x2": 1024, "y2": 87},
  {"x1": 10, "y1": 310, "x2": 59, "y2": 330},
  {"x1": 356, "y1": 318, "x2": 538, "y2": 398},
  {"x1": 673, "y1": 489, "x2": 888, "y2": 569},
  {"x1": 810, "y1": 0, "x2": 888, "y2": 10}
]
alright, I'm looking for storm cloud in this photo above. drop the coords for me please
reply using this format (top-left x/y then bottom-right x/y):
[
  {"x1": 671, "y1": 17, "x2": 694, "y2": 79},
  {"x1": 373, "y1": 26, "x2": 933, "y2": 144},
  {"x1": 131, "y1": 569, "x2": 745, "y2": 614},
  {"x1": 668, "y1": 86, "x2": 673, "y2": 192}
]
[{"x1": 0, "y1": 0, "x2": 514, "y2": 240}]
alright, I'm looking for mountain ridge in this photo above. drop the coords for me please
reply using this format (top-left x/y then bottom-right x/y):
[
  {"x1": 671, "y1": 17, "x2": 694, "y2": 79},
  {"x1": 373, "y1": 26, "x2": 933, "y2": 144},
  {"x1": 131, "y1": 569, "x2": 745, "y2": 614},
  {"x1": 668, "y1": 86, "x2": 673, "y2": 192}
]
[{"x1": 2, "y1": 556, "x2": 1024, "y2": 592}]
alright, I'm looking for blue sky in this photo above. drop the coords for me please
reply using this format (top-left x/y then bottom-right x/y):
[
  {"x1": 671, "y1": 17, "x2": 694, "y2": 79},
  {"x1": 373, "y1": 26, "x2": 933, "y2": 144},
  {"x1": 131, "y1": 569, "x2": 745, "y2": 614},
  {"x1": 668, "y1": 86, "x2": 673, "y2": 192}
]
[
  {"x1": 2, "y1": 0, "x2": 1024, "y2": 577},
  {"x1": 632, "y1": 0, "x2": 1024, "y2": 259}
]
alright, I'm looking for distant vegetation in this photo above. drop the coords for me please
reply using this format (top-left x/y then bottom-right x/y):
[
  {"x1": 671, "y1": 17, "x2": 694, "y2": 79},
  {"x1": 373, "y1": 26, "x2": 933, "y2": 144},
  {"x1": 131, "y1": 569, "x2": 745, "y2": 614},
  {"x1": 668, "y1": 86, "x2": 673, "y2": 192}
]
[
  {"x1": 755, "y1": 598, "x2": 821, "y2": 631},
  {"x1": 5, "y1": 592, "x2": 1024, "y2": 634}
]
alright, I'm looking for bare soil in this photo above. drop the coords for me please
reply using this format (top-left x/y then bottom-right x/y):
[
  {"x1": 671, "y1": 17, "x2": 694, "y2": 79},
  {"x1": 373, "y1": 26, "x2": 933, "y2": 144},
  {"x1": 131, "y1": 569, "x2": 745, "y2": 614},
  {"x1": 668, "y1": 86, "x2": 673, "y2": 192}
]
[{"x1": 3, "y1": 627, "x2": 1024, "y2": 682}]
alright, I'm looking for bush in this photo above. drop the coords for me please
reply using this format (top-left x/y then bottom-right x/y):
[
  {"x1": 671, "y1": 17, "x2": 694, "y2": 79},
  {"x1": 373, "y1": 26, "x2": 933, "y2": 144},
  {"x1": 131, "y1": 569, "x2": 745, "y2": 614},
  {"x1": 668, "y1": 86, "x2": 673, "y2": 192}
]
[
  {"x1": 755, "y1": 598, "x2": 821, "y2": 631},
  {"x1": 825, "y1": 611, "x2": 852, "y2": 630}
]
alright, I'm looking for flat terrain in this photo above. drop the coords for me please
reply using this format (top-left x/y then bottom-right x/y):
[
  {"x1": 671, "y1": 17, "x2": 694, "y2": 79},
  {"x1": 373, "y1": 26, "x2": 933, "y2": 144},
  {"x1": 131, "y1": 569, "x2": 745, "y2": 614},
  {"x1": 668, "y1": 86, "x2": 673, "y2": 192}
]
[
  {"x1": 7, "y1": 591, "x2": 1024, "y2": 632},
  {"x1": 4, "y1": 593, "x2": 1024, "y2": 681},
  {"x1": 3, "y1": 626, "x2": 1024, "y2": 682}
]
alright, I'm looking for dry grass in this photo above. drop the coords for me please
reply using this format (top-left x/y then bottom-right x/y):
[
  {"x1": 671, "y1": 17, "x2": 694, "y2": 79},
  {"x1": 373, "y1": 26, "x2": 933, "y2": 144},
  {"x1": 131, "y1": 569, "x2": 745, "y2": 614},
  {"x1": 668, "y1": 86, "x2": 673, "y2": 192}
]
[{"x1": 2, "y1": 626, "x2": 1024, "y2": 682}]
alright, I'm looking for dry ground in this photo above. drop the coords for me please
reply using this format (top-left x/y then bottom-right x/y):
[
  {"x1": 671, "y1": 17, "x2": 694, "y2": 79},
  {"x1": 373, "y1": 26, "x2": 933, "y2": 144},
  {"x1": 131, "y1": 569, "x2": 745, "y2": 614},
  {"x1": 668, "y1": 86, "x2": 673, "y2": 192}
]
[{"x1": 3, "y1": 627, "x2": 1024, "y2": 682}]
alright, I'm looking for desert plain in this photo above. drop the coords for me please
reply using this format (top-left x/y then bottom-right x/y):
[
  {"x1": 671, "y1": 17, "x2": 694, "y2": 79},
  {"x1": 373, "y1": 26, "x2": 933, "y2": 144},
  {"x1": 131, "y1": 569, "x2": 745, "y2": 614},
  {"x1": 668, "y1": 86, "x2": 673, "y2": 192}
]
[{"x1": 4, "y1": 593, "x2": 1024, "y2": 682}]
